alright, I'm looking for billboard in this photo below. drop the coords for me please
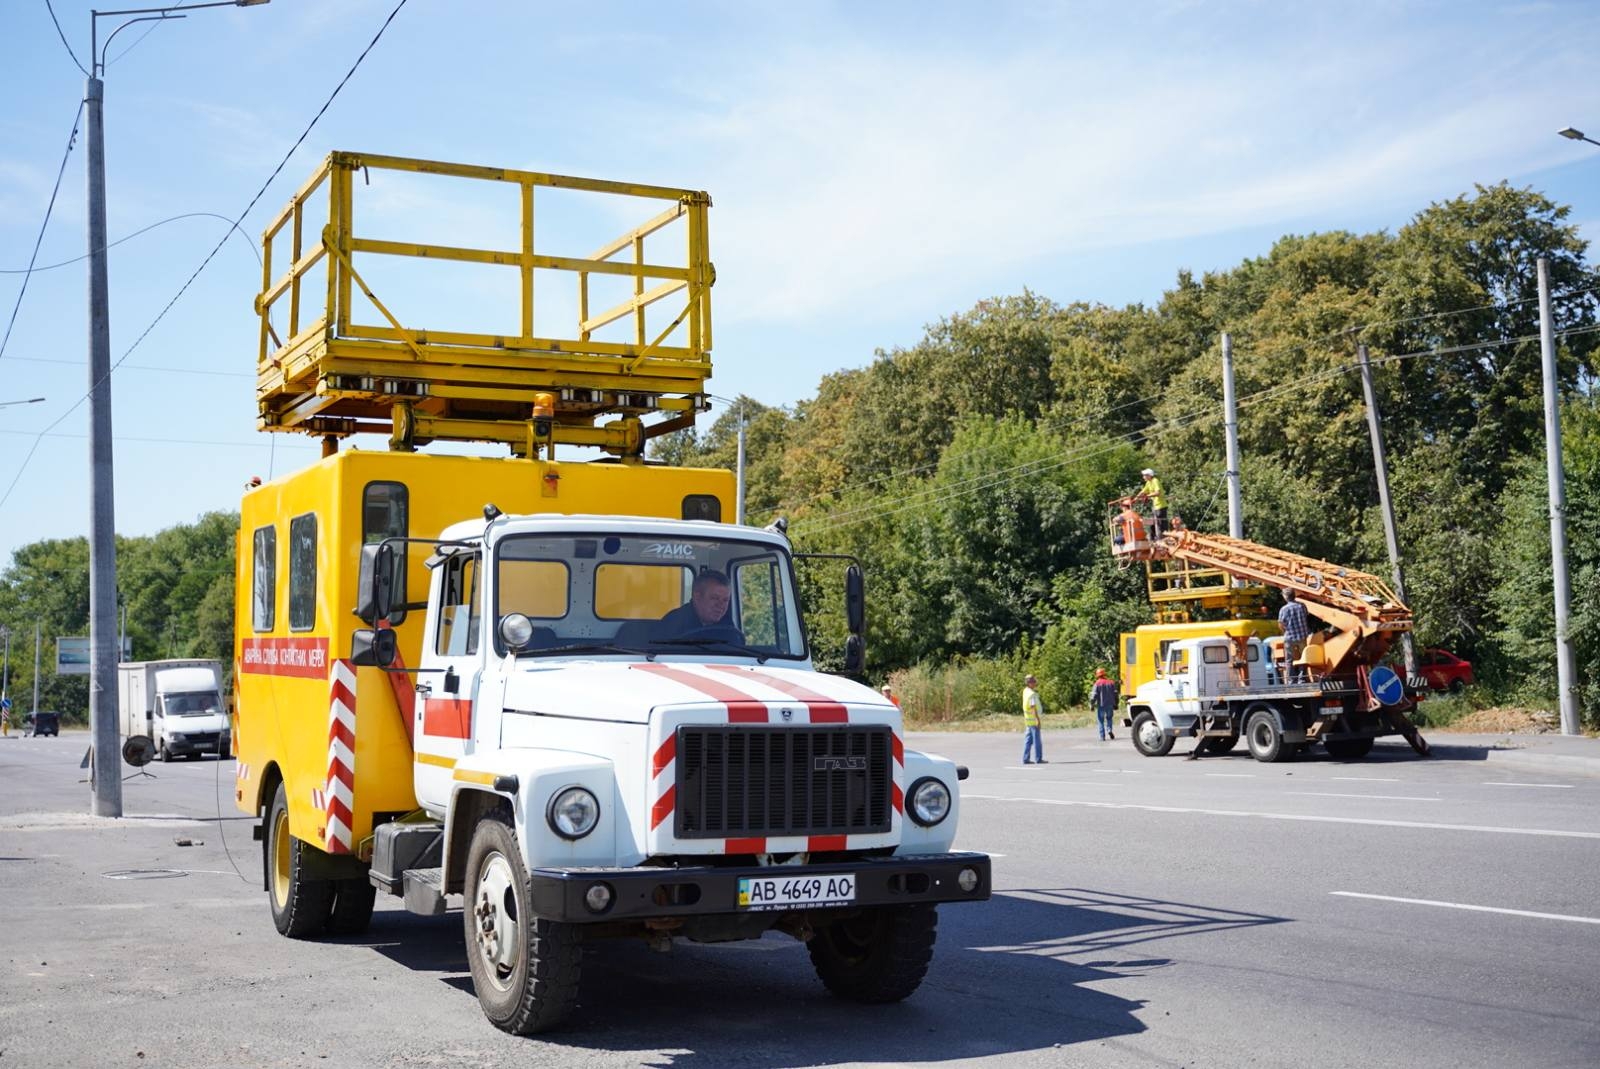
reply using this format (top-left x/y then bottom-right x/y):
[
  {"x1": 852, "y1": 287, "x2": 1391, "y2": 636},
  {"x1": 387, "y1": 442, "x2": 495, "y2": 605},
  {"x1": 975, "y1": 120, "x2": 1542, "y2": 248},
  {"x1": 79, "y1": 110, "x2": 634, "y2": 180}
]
[{"x1": 55, "y1": 636, "x2": 135, "y2": 675}]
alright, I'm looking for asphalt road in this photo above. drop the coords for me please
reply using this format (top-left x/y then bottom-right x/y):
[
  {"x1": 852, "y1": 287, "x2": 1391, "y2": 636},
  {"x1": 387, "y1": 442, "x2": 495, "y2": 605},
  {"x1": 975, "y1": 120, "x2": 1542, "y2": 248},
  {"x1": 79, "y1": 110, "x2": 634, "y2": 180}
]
[{"x1": 1, "y1": 729, "x2": 1596, "y2": 1068}]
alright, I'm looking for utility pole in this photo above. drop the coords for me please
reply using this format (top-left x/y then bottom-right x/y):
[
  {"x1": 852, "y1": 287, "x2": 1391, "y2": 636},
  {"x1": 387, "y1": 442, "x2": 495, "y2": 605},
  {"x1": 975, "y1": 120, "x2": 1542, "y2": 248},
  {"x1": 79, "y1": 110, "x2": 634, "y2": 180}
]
[
  {"x1": 2, "y1": 626, "x2": 10, "y2": 701},
  {"x1": 1220, "y1": 333, "x2": 1243, "y2": 540},
  {"x1": 1357, "y1": 343, "x2": 1417, "y2": 681},
  {"x1": 32, "y1": 622, "x2": 41, "y2": 718},
  {"x1": 1536, "y1": 258, "x2": 1580, "y2": 735},
  {"x1": 85, "y1": 63, "x2": 123, "y2": 816},
  {"x1": 735, "y1": 412, "x2": 747, "y2": 526}
]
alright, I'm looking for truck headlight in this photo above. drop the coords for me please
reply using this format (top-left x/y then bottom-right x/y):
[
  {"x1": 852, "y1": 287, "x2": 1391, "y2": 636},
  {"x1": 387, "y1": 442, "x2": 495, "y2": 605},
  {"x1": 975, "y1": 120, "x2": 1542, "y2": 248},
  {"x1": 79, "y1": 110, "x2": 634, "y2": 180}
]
[
  {"x1": 908, "y1": 777, "x2": 951, "y2": 827},
  {"x1": 547, "y1": 786, "x2": 600, "y2": 840}
]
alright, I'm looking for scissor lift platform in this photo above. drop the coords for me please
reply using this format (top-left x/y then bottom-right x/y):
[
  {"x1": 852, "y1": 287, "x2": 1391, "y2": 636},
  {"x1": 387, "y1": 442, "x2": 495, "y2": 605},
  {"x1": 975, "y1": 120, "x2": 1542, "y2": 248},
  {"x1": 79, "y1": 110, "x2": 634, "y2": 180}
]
[{"x1": 255, "y1": 152, "x2": 715, "y2": 456}]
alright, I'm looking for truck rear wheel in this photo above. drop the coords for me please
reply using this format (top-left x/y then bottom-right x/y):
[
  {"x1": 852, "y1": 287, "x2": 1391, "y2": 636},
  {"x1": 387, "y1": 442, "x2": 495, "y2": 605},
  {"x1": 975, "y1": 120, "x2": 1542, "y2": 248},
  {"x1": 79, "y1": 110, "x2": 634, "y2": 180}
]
[
  {"x1": 267, "y1": 782, "x2": 335, "y2": 938},
  {"x1": 464, "y1": 816, "x2": 582, "y2": 1035},
  {"x1": 1324, "y1": 737, "x2": 1375, "y2": 759},
  {"x1": 1131, "y1": 712, "x2": 1174, "y2": 757},
  {"x1": 1245, "y1": 708, "x2": 1290, "y2": 763},
  {"x1": 809, "y1": 904, "x2": 938, "y2": 1003}
]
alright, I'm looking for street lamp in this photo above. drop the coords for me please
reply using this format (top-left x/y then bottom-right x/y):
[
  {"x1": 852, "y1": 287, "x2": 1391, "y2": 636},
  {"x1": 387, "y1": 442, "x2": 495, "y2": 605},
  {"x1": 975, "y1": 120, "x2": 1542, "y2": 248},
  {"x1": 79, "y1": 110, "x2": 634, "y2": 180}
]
[
  {"x1": 1558, "y1": 127, "x2": 1600, "y2": 148},
  {"x1": 82, "y1": 0, "x2": 271, "y2": 818},
  {"x1": 0, "y1": 397, "x2": 45, "y2": 409}
]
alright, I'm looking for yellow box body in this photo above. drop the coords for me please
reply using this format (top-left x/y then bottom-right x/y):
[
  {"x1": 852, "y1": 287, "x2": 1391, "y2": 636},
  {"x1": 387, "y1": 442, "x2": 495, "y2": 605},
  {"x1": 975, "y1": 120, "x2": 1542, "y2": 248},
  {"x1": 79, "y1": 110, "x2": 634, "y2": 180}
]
[
  {"x1": 232, "y1": 449, "x2": 734, "y2": 855},
  {"x1": 1118, "y1": 617, "x2": 1280, "y2": 698}
]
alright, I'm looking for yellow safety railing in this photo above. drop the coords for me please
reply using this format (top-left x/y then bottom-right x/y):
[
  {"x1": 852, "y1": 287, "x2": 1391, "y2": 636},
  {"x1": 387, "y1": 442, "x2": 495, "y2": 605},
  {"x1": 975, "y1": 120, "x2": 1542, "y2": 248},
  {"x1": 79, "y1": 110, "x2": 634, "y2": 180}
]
[{"x1": 254, "y1": 152, "x2": 715, "y2": 455}]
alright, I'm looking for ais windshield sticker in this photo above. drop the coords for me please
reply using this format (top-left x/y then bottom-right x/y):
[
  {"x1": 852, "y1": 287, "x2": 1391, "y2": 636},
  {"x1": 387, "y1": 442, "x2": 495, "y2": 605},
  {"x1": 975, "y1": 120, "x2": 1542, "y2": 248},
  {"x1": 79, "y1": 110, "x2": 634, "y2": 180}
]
[{"x1": 644, "y1": 542, "x2": 697, "y2": 560}]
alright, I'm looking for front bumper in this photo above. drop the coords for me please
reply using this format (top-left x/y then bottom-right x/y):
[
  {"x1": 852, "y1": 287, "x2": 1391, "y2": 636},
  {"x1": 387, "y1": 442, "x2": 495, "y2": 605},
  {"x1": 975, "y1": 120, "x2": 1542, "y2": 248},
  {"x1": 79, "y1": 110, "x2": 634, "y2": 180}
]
[{"x1": 526, "y1": 851, "x2": 991, "y2": 924}]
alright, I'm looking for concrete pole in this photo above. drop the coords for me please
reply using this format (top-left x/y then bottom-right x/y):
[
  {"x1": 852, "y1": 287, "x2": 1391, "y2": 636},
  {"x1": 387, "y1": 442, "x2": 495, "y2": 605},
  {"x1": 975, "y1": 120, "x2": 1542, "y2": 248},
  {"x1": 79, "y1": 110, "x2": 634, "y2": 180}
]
[
  {"x1": 2, "y1": 627, "x2": 9, "y2": 700},
  {"x1": 1357, "y1": 344, "x2": 1417, "y2": 681},
  {"x1": 85, "y1": 75, "x2": 123, "y2": 815},
  {"x1": 33, "y1": 621, "x2": 41, "y2": 716},
  {"x1": 735, "y1": 414, "x2": 747, "y2": 526},
  {"x1": 1220, "y1": 333, "x2": 1244, "y2": 540},
  {"x1": 1536, "y1": 258, "x2": 1580, "y2": 735}
]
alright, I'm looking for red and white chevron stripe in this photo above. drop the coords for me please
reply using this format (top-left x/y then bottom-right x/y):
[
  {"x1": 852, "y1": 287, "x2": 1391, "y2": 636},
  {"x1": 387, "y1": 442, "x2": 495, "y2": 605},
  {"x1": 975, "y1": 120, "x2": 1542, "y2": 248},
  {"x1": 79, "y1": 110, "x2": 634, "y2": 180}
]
[
  {"x1": 323, "y1": 659, "x2": 357, "y2": 854},
  {"x1": 636, "y1": 663, "x2": 904, "y2": 856}
]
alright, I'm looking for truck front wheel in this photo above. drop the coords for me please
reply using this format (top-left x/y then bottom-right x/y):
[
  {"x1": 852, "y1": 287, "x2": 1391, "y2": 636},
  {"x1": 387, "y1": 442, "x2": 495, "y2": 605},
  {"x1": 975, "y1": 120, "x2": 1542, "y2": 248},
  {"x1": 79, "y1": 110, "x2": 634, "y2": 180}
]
[
  {"x1": 463, "y1": 816, "x2": 583, "y2": 1035},
  {"x1": 1131, "y1": 712, "x2": 1174, "y2": 757},
  {"x1": 809, "y1": 904, "x2": 937, "y2": 1003},
  {"x1": 266, "y1": 782, "x2": 334, "y2": 937},
  {"x1": 1245, "y1": 708, "x2": 1290, "y2": 763}
]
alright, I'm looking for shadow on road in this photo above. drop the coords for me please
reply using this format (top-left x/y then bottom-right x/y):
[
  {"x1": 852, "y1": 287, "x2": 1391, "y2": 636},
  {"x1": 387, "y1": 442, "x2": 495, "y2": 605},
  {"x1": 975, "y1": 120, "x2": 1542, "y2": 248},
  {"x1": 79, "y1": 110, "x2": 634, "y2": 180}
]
[{"x1": 356, "y1": 885, "x2": 1283, "y2": 1064}]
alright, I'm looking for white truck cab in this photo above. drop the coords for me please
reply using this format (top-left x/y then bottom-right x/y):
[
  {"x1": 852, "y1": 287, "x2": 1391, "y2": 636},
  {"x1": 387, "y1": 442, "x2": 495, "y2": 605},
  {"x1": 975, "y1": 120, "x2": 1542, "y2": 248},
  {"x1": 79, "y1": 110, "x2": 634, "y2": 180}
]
[{"x1": 340, "y1": 512, "x2": 989, "y2": 1034}]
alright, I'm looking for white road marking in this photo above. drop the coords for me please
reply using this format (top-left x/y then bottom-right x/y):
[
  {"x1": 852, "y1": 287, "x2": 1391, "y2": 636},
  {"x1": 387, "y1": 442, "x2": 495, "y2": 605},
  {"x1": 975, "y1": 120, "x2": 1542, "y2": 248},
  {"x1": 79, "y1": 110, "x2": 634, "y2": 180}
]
[
  {"x1": 1483, "y1": 781, "x2": 1574, "y2": 789},
  {"x1": 1331, "y1": 776, "x2": 1400, "y2": 783},
  {"x1": 1330, "y1": 891, "x2": 1600, "y2": 925},
  {"x1": 1204, "y1": 773, "x2": 1254, "y2": 778},
  {"x1": 962, "y1": 794, "x2": 1600, "y2": 839},
  {"x1": 1289, "y1": 792, "x2": 1439, "y2": 802}
]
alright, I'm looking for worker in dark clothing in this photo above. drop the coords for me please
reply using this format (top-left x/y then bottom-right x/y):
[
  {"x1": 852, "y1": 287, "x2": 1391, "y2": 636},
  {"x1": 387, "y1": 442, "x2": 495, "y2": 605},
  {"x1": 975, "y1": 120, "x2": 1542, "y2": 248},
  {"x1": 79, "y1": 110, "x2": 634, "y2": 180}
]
[{"x1": 1279, "y1": 588, "x2": 1311, "y2": 683}]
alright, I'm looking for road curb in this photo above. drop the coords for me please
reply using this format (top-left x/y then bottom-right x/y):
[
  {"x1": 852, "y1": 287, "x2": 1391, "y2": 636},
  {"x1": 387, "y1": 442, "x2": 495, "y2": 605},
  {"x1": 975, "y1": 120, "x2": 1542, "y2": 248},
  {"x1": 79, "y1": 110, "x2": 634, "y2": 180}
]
[{"x1": 1482, "y1": 748, "x2": 1600, "y2": 780}]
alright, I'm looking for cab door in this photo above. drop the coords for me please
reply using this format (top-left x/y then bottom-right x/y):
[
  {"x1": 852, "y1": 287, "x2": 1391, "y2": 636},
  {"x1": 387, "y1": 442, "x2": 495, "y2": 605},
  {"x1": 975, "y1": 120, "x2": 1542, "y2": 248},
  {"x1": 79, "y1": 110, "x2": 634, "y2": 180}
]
[{"x1": 414, "y1": 550, "x2": 484, "y2": 811}]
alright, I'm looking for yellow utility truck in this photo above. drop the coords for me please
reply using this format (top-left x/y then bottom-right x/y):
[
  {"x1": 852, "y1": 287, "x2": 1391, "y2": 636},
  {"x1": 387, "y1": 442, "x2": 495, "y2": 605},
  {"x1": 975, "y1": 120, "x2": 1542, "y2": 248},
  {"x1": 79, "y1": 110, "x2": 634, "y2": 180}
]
[
  {"x1": 1107, "y1": 500, "x2": 1428, "y2": 761},
  {"x1": 233, "y1": 153, "x2": 989, "y2": 1034}
]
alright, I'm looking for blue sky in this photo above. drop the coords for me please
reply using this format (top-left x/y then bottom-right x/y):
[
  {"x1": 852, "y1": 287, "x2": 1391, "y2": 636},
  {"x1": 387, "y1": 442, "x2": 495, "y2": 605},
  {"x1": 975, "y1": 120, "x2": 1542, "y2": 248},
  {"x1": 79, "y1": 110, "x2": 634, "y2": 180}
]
[{"x1": 2, "y1": 0, "x2": 1599, "y2": 569}]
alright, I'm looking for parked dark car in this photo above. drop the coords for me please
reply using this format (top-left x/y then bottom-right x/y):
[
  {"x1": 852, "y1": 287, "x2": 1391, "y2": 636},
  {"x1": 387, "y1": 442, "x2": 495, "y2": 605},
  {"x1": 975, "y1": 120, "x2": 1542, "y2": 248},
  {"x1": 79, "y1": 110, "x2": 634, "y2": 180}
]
[
  {"x1": 26, "y1": 711, "x2": 61, "y2": 737},
  {"x1": 1418, "y1": 649, "x2": 1474, "y2": 694}
]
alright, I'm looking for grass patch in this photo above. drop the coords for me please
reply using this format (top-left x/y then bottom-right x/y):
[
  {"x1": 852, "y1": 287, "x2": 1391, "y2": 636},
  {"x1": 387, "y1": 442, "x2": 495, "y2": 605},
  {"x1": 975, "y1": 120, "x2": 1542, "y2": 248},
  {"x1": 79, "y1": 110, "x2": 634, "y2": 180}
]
[{"x1": 903, "y1": 710, "x2": 1093, "y2": 732}]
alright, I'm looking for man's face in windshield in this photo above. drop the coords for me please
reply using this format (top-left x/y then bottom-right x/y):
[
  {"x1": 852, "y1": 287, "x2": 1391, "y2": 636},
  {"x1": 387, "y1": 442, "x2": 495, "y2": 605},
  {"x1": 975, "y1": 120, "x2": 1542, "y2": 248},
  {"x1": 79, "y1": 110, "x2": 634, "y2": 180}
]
[{"x1": 692, "y1": 577, "x2": 731, "y2": 625}]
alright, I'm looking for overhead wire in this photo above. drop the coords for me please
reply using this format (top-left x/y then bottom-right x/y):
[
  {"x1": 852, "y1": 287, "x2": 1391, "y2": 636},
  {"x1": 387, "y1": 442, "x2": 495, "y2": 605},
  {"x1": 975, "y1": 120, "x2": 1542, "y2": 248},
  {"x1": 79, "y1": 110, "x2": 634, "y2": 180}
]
[
  {"x1": 796, "y1": 322, "x2": 1600, "y2": 538},
  {"x1": 0, "y1": 211, "x2": 262, "y2": 274},
  {"x1": 44, "y1": 0, "x2": 89, "y2": 76},
  {"x1": 0, "y1": 99, "x2": 84, "y2": 363},
  {"x1": 763, "y1": 282, "x2": 1600, "y2": 520},
  {"x1": 0, "y1": 0, "x2": 411, "y2": 511}
]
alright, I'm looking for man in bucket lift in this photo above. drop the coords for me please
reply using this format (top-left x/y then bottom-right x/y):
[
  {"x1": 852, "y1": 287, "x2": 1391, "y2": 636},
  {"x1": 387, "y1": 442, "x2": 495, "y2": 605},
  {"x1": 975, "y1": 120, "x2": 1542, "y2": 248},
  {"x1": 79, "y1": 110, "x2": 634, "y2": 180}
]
[{"x1": 1133, "y1": 467, "x2": 1168, "y2": 537}]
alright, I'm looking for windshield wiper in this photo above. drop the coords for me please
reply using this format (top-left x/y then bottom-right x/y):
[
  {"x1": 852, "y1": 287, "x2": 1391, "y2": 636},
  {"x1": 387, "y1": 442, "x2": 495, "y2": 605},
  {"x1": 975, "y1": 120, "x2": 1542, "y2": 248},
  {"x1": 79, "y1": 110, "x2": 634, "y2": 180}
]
[
  {"x1": 652, "y1": 638, "x2": 771, "y2": 663},
  {"x1": 525, "y1": 642, "x2": 656, "y2": 660}
]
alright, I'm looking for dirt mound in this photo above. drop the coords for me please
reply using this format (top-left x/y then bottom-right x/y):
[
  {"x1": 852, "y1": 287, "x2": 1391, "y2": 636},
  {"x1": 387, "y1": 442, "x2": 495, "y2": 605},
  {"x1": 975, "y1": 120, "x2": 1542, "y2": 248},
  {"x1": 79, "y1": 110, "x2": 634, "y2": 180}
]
[{"x1": 1438, "y1": 707, "x2": 1559, "y2": 734}]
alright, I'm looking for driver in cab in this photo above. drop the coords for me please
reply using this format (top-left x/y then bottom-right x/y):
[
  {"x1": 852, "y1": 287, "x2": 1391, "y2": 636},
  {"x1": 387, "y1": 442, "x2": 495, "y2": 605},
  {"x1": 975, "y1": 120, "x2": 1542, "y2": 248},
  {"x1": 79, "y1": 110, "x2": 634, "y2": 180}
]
[{"x1": 654, "y1": 569, "x2": 736, "y2": 639}]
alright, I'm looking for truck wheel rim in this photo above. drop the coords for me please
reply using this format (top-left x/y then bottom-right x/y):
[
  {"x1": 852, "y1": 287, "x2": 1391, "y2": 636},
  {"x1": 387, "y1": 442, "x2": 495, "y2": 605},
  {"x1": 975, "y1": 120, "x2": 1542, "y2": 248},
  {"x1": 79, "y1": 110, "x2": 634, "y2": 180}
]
[
  {"x1": 472, "y1": 851, "x2": 520, "y2": 989},
  {"x1": 1138, "y1": 720, "x2": 1162, "y2": 750},
  {"x1": 271, "y1": 808, "x2": 291, "y2": 910}
]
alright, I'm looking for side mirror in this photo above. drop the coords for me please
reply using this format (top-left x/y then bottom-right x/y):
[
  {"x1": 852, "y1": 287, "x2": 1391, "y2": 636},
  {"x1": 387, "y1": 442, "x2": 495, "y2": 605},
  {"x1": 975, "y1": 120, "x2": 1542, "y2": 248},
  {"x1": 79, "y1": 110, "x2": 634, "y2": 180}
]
[
  {"x1": 844, "y1": 564, "x2": 865, "y2": 636},
  {"x1": 356, "y1": 543, "x2": 396, "y2": 623},
  {"x1": 843, "y1": 634, "x2": 865, "y2": 678},
  {"x1": 351, "y1": 627, "x2": 397, "y2": 667}
]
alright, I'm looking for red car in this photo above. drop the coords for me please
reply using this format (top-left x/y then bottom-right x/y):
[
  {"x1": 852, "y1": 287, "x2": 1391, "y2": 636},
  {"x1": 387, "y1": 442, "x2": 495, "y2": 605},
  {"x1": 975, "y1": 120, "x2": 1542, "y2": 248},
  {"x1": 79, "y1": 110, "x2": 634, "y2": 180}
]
[{"x1": 1418, "y1": 649, "x2": 1473, "y2": 693}]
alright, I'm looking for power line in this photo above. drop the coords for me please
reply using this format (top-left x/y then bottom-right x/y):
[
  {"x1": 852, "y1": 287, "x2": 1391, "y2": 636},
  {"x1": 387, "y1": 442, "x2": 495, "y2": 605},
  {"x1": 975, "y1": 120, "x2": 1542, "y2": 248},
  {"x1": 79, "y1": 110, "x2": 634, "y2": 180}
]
[
  {"x1": 6, "y1": 356, "x2": 253, "y2": 378},
  {"x1": 44, "y1": 0, "x2": 89, "y2": 76},
  {"x1": 794, "y1": 323, "x2": 1600, "y2": 538},
  {"x1": 764, "y1": 282, "x2": 1600, "y2": 519},
  {"x1": 106, "y1": 0, "x2": 412, "y2": 381},
  {"x1": 0, "y1": 427, "x2": 319, "y2": 450},
  {"x1": 0, "y1": 211, "x2": 262, "y2": 274},
  {"x1": 0, "y1": 0, "x2": 411, "y2": 512},
  {"x1": 0, "y1": 99, "x2": 84, "y2": 364}
]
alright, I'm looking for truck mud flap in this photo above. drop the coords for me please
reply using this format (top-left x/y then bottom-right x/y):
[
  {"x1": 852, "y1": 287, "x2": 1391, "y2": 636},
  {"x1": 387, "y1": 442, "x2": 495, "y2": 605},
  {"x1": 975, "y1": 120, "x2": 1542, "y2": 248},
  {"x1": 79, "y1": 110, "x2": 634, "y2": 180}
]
[{"x1": 1381, "y1": 708, "x2": 1430, "y2": 756}]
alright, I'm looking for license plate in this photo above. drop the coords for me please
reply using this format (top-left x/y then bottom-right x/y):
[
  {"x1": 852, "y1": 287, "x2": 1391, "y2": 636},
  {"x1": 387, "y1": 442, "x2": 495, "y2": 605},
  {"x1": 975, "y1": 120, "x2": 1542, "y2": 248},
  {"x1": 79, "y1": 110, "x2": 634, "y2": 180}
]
[{"x1": 738, "y1": 873, "x2": 855, "y2": 911}]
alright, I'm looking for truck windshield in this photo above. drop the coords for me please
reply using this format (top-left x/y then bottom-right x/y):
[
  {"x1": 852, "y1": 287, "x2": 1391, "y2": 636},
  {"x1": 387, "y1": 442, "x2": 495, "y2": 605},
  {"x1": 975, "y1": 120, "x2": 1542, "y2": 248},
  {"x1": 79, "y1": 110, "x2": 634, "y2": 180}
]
[
  {"x1": 164, "y1": 692, "x2": 222, "y2": 716},
  {"x1": 493, "y1": 532, "x2": 807, "y2": 660}
]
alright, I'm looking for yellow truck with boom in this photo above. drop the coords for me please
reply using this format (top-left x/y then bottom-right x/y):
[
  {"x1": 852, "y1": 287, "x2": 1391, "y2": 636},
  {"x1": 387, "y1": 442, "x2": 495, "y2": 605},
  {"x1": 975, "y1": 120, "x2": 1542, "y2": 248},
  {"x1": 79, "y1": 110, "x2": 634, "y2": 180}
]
[
  {"x1": 232, "y1": 153, "x2": 989, "y2": 1034},
  {"x1": 1108, "y1": 500, "x2": 1429, "y2": 761}
]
